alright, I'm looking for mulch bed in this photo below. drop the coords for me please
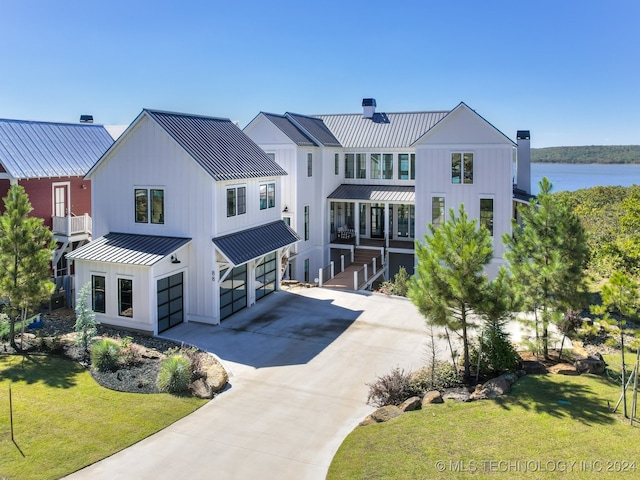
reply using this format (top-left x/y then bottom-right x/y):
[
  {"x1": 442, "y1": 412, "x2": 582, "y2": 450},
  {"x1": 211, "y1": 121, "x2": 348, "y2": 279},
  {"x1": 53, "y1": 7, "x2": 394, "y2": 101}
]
[{"x1": 1, "y1": 308, "x2": 201, "y2": 394}]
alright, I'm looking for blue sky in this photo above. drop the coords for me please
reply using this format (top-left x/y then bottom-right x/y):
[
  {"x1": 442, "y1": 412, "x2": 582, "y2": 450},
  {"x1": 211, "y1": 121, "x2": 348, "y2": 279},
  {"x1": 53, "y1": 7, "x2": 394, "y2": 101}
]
[{"x1": 1, "y1": 0, "x2": 638, "y2": 147}]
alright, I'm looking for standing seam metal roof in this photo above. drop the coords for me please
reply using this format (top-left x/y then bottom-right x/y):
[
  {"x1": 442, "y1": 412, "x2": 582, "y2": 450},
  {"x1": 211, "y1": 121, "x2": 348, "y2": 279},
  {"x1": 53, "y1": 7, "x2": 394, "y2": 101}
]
[
  {"x1": 327, "y1": 184, "x2": 415, "y2": 203},
  {"x1": 212, "y1": 220, "x2": 300, "y2": 265},
  {"x1": 0, "y1": 119, "x2": 114, "y2": 179},
  {"x1": 145, "y1": 110, "x2": 288, "y2": 181},
  {"x1": 262, "y1": 113, "x2": 317, "y2": 147},
  {"x1": 285, "y1": 113, "x2": 342, "y2": 147},
  {"x1": 66, "y1": 233, "x2": 191, "y2": 266},
  {"x1": 315, "y1": 111, "x2": 449, "y2": 149}
]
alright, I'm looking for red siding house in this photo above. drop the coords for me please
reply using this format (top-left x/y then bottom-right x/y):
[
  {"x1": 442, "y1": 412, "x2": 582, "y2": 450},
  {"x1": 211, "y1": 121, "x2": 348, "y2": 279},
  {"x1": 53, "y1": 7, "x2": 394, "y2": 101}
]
[{"x1": 0, "y1": 118, "x2": 114, "y2": 278}]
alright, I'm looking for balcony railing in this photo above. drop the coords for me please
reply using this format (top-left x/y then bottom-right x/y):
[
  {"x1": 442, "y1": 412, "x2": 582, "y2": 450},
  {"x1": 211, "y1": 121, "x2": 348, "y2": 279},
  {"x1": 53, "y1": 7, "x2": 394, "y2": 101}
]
[{"x1": 52, "y1": 214, "x2": 92, "y2": 237}]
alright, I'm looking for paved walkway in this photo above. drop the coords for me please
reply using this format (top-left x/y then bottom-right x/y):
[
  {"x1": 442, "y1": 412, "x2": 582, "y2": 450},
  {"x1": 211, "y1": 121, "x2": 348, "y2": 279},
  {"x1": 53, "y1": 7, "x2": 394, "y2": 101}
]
[{"x1": 64, "y1": 287, "x2": 435, "y2": 480}]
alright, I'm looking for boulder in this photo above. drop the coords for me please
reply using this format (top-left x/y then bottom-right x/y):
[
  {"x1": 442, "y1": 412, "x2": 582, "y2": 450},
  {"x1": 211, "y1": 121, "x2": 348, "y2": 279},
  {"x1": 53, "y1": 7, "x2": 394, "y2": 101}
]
[
  {"x1": 370, "y1": 405, "x2": 404, "y2": 423},
  {"x1": 359, "y1": 415, "x2": 377, "y2": 426},
  {"x1": 470, "y1": 375, "x2": 512, "y2": 400},
  {"x1": 399, "y1": 396, "x2": 422, "y2": 412},
  {"x1": 548, "y1": 363, "x2": 579, "y2": 375},
  {"x1": 422, "y1": 390, "x2": 444, "y2": 405},
  {"x1": 521, "y1": 360, "x2": 547, "y2": 374},
  {"x1": 202, "y1": 355, "x2": 229, "y2": 393},
  {"x1": 190, "y1": 378, "x2": 214, "y2": 399},
  {"x1": 574, "y1": 354, "x2": 606, "y2": 374},
  {"x1": 442, "y1": 388, "x2": 471, "y2": 402}
]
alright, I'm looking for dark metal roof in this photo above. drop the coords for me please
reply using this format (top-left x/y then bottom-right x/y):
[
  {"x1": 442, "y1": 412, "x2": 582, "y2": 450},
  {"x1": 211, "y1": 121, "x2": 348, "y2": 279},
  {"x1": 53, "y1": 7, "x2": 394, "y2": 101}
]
[
  {"x1": 262, "y1": 113, "x2": 317, "y2": 147},
  {"x1": 213, "y1": 220, "x2": 300, "y2": 265},
  {"x1": 328, "y1": 184, "x2": 415, "y2": 203},
  {"x1": 315, "y1": 111, "x2": 449, "y2": 149},
  {"x1": 145, "y1": 110, "x2": 288, "y2": 181},
  {"x1": 285, "y1": 113, "x2": 342, "y2": 147},
  {"x1": 513, "y1": 187, "x2": 534, "y2": 203},
  {"x1": 66, "y1": 233, "x2": 191, "y2": 266},
  {"x1": 0, "y1": 118, "x2": 114, "y2": 179}
]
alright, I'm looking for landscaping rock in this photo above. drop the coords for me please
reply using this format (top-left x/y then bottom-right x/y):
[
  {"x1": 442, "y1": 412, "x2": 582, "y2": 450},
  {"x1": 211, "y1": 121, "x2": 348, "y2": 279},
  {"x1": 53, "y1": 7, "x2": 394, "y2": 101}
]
[
  {"x1": 521, "y1": 360, "x2": 547, "y2": 374},
  {"x1": 202, "y1": 355, "x2": 228, "y2": 393},
  {"x1": 191, "y1": 378, "x2": 214, "y2": 399},
  {"x1": 370, "y1": 405, "x2": 404, "y2": 423},
  {"x1": 359, "y1": 415, "x2": 377, "y2": 426},
  {"x1": 399, "y1": 396, "x2": 422, "y2": 412},
  {"x1": 442, "y1": 388, "x2": 471, "y2": 402},
  {"x1": 548, "y1": 363, "x2": 579, "y2": 375},
  {"x1": 470, "y1": 375, "x2": 512, "y2": 400},
  {"x1": 422, "y1": 390, "x2": 444, "y2": 405},
  {"x1": 574, "y1": 354, "x2": 606, "y2": 374}
]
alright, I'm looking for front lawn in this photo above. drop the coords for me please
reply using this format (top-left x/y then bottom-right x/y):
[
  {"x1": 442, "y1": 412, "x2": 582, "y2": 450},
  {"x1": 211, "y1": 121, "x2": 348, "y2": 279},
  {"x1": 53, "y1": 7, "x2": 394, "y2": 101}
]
[
  {"x1": 0, "y1": 354, "x2": 207, "y2": 480},
  {"x1": 328, "y1": 365, "x2": 639, "y2": 479}
]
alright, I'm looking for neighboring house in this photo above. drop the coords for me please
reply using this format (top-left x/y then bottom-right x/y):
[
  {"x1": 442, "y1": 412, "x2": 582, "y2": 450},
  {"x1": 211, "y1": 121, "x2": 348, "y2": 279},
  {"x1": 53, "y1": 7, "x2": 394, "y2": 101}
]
[
  {"x1": 245, "y1": 100, "x2": 531, "y2": 284},
  {"x1": 0, "y1": 118, "x2": 114, "y2": 278},
  {"x1": 67, "y1": 110, "x2": 299, "y2": 334}
]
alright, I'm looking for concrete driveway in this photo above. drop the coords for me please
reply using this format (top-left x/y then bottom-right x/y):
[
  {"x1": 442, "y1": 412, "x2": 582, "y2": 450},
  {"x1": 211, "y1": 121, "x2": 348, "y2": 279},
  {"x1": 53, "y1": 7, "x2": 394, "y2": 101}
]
[{"x1": 65, "y1": 287, "x2": 434, "y2": 480}]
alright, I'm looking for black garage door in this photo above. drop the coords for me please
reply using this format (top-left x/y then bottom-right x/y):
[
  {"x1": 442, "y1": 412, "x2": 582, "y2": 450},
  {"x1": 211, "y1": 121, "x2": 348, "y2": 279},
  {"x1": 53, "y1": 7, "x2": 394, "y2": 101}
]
[
  {"x1": 219, "y1": 264, "x2": 247, "y2": 321},
  {"x1": 157, "y1": 272, "x2": 183, "y2": 333}
]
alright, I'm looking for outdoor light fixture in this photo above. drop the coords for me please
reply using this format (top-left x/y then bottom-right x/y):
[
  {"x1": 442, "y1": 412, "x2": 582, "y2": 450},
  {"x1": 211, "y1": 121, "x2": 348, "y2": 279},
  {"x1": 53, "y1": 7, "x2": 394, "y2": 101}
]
[
  {"x1": 282, "y1": 205, "x2": 288, "y2": 212},
  {"x1": 170, "y1": 254, "x2": 181, "y2": 264}
]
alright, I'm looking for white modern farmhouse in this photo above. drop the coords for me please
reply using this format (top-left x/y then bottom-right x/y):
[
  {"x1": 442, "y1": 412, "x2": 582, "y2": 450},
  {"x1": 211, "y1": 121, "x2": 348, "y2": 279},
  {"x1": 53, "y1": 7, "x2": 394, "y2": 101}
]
[
  {"x1": 68, "y1": 110, "x2": 299, "y2": 333},
  {"x1": 244, "y1": 99, "x2": 531, "y2": 286}
]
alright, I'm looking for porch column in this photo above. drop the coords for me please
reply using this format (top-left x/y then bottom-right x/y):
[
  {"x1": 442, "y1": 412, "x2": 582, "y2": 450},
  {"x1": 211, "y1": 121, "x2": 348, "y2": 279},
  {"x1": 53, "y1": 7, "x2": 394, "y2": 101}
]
[
  {"x1": 384, "y1": 203, "x2": 390, "y2": 249},
  {"x1": 354, "y1": 201, "x2": 360, "y2": 246}
]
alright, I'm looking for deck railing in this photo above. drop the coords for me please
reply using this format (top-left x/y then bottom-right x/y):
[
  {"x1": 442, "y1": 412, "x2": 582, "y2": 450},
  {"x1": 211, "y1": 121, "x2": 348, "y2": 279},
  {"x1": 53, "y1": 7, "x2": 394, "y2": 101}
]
[{"x1": 52, "y1": 214, "x2": 92, "y2": 236}]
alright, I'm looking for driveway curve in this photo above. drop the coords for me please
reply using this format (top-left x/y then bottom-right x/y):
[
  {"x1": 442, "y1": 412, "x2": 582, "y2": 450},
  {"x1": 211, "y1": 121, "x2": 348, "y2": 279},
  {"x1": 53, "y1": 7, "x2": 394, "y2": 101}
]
[{"x1": 65, "y1": 287, "x2": 434, "y2": 480}]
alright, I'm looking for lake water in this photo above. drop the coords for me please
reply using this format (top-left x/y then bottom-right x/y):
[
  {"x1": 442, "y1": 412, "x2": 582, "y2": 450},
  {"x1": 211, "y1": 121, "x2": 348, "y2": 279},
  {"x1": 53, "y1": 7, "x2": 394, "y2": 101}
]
[{"x1": 531, "y1": 163, "x2": 640, "y2": 194}]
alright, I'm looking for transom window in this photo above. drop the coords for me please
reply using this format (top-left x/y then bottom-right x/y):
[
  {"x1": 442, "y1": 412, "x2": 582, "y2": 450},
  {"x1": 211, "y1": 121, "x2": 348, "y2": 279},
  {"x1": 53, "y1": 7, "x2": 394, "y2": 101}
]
[
  {"x1": 259, "y1": 182, "x2": 275, "y2": 210},
  {"x1": 452, "y1": 153, "x2": 474, "y2": 184},
  {"x1": 227, "y1": 186, "x2": 246, "y2": 217},
  {"x1": 135, "y1": 188, "x2": 164, "y2": 224}
]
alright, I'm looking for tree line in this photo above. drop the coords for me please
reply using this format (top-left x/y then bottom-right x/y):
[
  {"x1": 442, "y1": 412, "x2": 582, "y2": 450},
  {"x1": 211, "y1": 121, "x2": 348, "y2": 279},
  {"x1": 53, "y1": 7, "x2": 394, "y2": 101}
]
[{"x1": 532, "y1": 145, "x2": 640, "y2": 164}]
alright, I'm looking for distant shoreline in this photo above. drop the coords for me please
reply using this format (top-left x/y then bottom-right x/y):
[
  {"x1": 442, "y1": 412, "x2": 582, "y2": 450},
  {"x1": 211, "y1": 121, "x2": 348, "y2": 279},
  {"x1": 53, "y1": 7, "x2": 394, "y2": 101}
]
[{"x1": 531, "y1": 145, "x2": 640, "y2": 164}]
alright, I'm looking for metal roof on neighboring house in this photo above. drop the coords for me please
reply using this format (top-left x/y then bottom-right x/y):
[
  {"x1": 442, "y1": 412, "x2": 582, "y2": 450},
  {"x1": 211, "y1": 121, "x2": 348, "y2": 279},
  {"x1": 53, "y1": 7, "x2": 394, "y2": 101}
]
[
  {"x1": 0, "y1": 118, "x2": 114, "y2": 179},
  {"x1": 315, "y1": 111, "x2": 449, "y2": 149},
  {"x1": 261, "y1": 113, "x2": 318, "y2": 147},
  {"x1": 213, "y1": 220, "x2": 300, "y2": 266},
  {"x1": 285, "y1": 113, "x2": 342, "y2": 147},
  {"x1": 327, "y1": 184, "x2": 415, "y2": 203},
  {"x1": 145, "y1": 110, "x2": 288, "y2": 181},
  {"x1": 66, "y1": 232, "x2": 191, "y2": 266}
]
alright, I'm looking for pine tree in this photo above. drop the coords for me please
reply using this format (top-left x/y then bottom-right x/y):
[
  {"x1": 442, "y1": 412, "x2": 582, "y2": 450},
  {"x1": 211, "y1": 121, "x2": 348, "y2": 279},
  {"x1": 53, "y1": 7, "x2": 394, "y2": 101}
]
[
  {"x1": 408, "y1": 204, "x2": 493, "y2": 380},
  {"x1": 75, "y1": 282, "x2": 99, "y2": 352},
  {"x1": 504, "y1": 177, "x2": 588, "y2": 358},
  {"x1": 0, "y1": 185, "x2": 56, "y2": 350}
]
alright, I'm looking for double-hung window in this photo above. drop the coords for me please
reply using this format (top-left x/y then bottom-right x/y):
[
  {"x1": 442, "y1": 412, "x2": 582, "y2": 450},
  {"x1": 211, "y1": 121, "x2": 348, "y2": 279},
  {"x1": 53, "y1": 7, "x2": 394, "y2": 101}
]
[
  {"x1": 135, "y1": 188, "x2": 164, "y2": 224},
  {"x1": 227, "y1": 186, "x2": 246, "y2": 217},
  {"x1": 259, "y1": 182, "x2": 275, "y2": 210},
  {"x1": 452, "y1": 153, "x2": 473, "y2": 184}
]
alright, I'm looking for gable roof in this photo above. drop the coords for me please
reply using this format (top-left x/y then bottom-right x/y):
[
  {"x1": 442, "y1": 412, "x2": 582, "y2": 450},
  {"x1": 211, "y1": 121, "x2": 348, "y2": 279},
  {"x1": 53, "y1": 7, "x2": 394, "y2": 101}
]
[
  {"x1": 66, "y1": 232, "x2": 191, "y2": 266},
  {"x1": 145, "y1": 110, "x2": 288, "y2": 181},
  {"x1": 285, "y1": 113, "x2": 342, "y2": 147},
  {"x1": 0, "y1": 118, "x2": 114, "y2": 179},
  {"x1": 261, "y1": 113, "x2": 318, "y2": 147},
  {"x1": 213, "y1": 220, "x2": 300, "y2": 265},
  {"x1": 315, "y1": 111, "x2": 449, "y2": 149}
]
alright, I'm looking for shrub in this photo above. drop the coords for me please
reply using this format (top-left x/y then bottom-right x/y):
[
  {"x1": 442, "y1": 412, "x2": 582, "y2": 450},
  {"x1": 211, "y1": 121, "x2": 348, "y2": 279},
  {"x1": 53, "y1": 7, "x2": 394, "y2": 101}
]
[
  {"x1": 74, "y1": 282, "x2": 99, "y2": 351},
  {"x1": 409, "y1": 361, "x2": 462, "y2": 394},
  {"x1": 91, "y1": 338, "x2": 121, "y2": 372},
  {"x1": 167, "y1": 344, "x2": 202, "y2": 379},
  {"x1": 377, "y1": 267, "x2": 410, "y2": 297},
  {"x1": 119, "y1": 336, "x2": 143, "y2": 366},
  {"x1": 157, "y1": 354, "x2": 192, "y2": 394},
  {"x1": 0, "y1": 313, "x2": 9, "y2": 341},
  {"x1": 470, "y1": 322, "x2": 521, "y2": 376},
  {"x1": 366, "y1": 367, "x2": 414, "y2": 407}
]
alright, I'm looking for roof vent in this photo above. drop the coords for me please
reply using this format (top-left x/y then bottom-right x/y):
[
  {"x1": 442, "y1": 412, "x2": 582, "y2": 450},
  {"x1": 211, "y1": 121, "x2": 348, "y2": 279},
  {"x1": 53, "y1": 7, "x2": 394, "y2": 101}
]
[
  {"x1": 362, "y1": 98, "x2": 376, "y2": 119},
  {"x1": 80, "y1": 115, "x2": 94, "y2": 124}
]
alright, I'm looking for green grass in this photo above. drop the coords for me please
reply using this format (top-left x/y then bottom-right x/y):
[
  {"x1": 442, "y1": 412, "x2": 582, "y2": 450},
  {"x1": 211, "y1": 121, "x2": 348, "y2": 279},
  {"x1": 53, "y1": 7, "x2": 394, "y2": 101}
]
[
  {"x1": 0, "y1": 354, "x2": 207, "y2": 480},
  {"x1": 328, "y1": 369, "x2": 640, "y2": 479}
]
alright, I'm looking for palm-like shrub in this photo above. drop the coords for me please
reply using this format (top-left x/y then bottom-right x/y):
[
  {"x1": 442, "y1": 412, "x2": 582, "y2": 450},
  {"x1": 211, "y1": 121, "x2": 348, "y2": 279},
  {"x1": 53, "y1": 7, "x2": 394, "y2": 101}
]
[
  {"x1": 157, "y1": 354, "x2": 192, "y2": 394},
  {"x1": 91, "y1": 338, "x2": 121, "y2": 372}
]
